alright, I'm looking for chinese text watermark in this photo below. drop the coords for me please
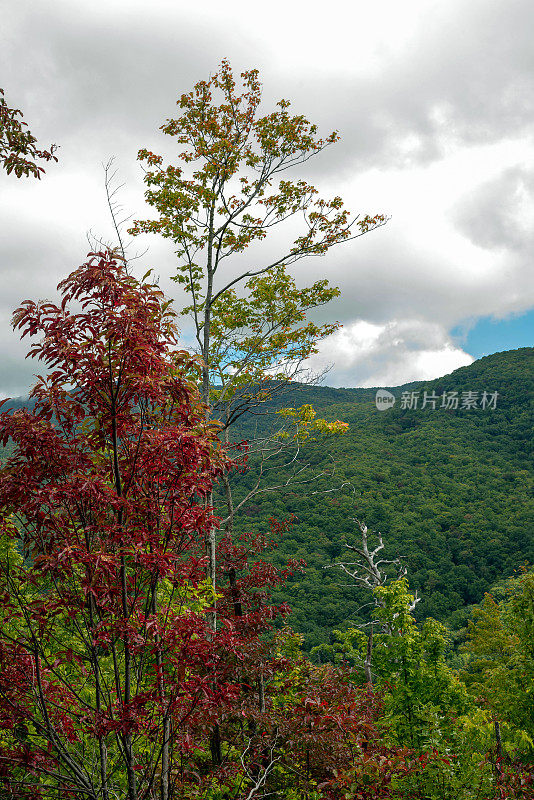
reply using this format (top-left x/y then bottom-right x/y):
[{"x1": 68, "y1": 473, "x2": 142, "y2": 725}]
[{"x1": 375, "y1": 389, "x2": 499, "y2": 412}]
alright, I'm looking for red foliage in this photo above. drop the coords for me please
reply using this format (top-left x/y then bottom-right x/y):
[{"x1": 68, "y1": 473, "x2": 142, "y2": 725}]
[
  {"x1": 0, "y1": 251, "x2": 436, "y2": 799},
  {"x1": 1, "y1": 88, "x2": 58, "y2": 179},
  {"x1": 496, "y1": 761, "x2": 534, "y2": 799},
  {"x1": 0, "y1": 252, "x2": 264, "y2": 798}
]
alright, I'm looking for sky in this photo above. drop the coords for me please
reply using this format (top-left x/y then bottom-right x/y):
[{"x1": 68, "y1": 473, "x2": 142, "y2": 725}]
[{"x1": 1, "y1": 0, "x2": 533, "y2": 395}]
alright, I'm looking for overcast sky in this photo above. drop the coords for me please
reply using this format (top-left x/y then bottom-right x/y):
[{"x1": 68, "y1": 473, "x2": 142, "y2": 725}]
[{"x1": 1, "y1": 0, "x2": 533, "y2": 396}]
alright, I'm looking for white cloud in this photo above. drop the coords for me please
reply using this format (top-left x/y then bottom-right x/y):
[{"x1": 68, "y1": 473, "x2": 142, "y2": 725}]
[
  {"x1": 1, "y1": 0, "x2": 533, "y2": 393},
  {"x1": 451, "y1": 165, "x2": 534, "y2": 253},
  {"x1": 309, "y1": 319, "x2": 473, "y2": 387}
]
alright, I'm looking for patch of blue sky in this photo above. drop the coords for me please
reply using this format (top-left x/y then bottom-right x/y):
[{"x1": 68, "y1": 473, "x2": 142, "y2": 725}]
[{"x1": 452, "y1": 309, "x2": 534, "y2": 359}]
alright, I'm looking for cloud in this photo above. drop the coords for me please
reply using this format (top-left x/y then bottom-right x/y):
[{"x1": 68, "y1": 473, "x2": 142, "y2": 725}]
[
  {"x1": 0, "y1": 0, "x2": 533, "y2": 394},
  {"x1": 2, "y1": 1, "x2": 261, "y2": 165},
  {"x1": 451, "y1": 166, "x2": 534, "y2": 253},
  {"x1": 269, "y1": 0, "x2": 534, "y2": 180},
  {"x1": 6, "y1": 0, "x2": 534, "y2": 178},
  {"x1": 308, "y1": 318, "x2": 473, "y2": 387}
]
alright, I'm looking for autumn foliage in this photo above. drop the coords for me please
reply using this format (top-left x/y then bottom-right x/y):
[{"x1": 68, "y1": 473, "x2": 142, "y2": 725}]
[
  {"x1": 0, "y1": 252, "x2": 407, "y2": 799},
  {"x1": 129, "y1": 59, "x2": 387, "y2": 420},
  {"x1": 0, "y1": 88, "x2": 58, "y2": 179},
  {"x1": 1, "y1": 61, "x2": 530, "y2": 800},
  {"x1": 0, "y1": 252, "x2": 230, "y2": 797}
]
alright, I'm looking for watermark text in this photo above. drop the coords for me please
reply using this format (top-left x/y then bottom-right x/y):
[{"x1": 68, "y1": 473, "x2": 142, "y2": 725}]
[{"x1": 375, "y1": 389, "x2": 499, "y2": 411}]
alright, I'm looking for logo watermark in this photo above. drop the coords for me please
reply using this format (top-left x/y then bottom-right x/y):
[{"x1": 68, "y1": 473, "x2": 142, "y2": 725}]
[
  {"x1": 375, "y1": 389, "x2": 499, "y2": 411},
  {"x1": 375, "y1": 389, "x2": 396, "y2": 411}
]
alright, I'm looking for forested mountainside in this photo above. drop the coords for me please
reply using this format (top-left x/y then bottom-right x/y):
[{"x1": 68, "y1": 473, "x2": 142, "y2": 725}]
[
  {"x1": 226, "y1": 347, "x2": 534, "y2": 650},
  {"x1": 1, "y1": 348, "x2": 532, "y2": 651},
  {"x1": 1, "y1": 321, "x2": 533, "y2": 796}
]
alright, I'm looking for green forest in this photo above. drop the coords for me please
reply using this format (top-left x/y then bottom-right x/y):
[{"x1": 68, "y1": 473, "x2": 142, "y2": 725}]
[
  {"x1": 227, "y1": 346, "x2": 534, "y2": 650},
  {"x1": 4, "y1": 346, "x2": 533, "y2": 652},
  {"x1": 3, "y1": 339, "x2": 532, "y2": 800}
]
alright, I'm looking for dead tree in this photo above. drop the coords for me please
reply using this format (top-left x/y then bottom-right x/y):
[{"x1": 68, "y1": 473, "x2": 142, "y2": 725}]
[{"x1": 325, "y1": 519, "x2": 420, "y2": 684}]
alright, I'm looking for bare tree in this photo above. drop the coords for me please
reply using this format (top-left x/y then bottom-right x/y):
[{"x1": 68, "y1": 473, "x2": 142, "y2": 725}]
[
  {"x1": 326, "y1": 518, "x2": 420, "y2": 683},
  {"x1": 86, "y1": 158, "x2": 148, "y2": 272}
]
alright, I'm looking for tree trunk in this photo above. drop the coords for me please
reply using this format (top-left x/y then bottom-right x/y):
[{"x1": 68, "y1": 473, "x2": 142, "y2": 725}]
[{"x1": 364, "y1": 625, "x2": 373, "y2": 685}]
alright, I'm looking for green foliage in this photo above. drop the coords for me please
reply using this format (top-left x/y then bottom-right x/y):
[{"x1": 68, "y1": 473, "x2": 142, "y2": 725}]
[
  {"x1": 129, "y1": 60, "x2": 385, "y2": 425},
  {"x1": 224, "y1": 347, "x2": 534, "y2": 649},
  {"x1": 372, "y1": 581, "x2": 470, "y2": 746},
  {"x1": 462, "y1": 569, "x2": 534, "y2": 758},
  {"x1": 331, "y1": 580, "x2": 471, "y2": 743},
  {"x1": 2, "y1": 348, "x2": 532, "y2": 657},
  {"x1": 330, "y1": 580, "x2": 521, "y2": 799}
]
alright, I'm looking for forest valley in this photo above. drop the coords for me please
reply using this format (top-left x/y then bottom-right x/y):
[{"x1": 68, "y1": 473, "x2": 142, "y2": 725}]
[{"x1": 0, "y1": 63, "x2": 533, "y2": 799}]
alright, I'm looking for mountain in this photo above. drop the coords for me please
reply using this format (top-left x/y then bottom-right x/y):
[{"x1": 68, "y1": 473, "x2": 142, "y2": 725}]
[
  {"x1": 228, "y1": 347, "x2": 534, "y2": 649},
  {"x1": 1, "y1": 348, "x2": 532, "y2": 651}
]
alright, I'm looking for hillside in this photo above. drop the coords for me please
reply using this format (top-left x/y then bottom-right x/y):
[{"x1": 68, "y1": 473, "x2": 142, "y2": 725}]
[
  {"x1": 2, "y1": 348, "x2": 532, "y2": 652},
  {"x1": 227, "y1": 347, "x2": 534, "y2": 649}
]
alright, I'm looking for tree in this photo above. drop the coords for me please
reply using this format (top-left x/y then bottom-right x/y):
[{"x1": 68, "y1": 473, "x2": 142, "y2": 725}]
[
  {"x1": 329, "y1": 580, "x2": 488, "y2": 800},
  {"x1": 462, "y1": 570, "x2": 534, "y2": 763},
  {"x1": 129, "y1": 59, "x2": 387, "y2": 613},
  {"x1": 0, "y1": 89, "x2": 58, "y2": 178},
  {"x1": 323, "y1": 518, "x2": 420, "y2": 683},
  {"x1": 0, "y1": 251, "x2": 383, "y2": 800},
  {"x1": 0, "y1": 250, "x2": 440, "y2": 800},
  {"x1": 0, "y1": 251, "x2": 253, "y2": 799},
  {"x1": 260, "y1": 639, "x2": 428, "y2": 800}
]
